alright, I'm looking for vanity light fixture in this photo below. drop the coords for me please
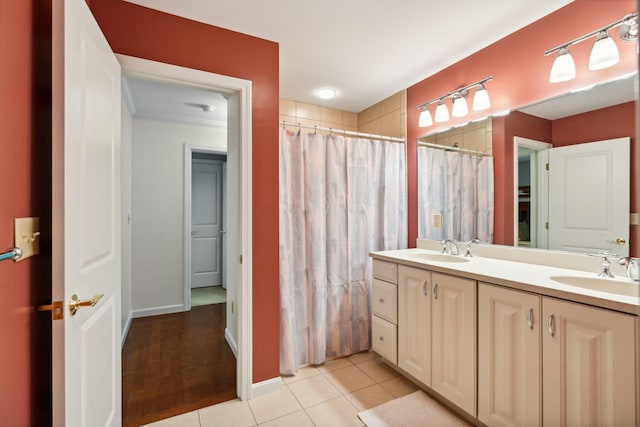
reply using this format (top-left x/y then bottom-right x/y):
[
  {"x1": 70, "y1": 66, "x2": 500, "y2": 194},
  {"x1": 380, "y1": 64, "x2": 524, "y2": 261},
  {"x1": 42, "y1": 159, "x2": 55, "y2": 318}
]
[
  {"x1": 545, "y1": 12, "x2": 637, "y2": 83},
  {"x1": 416, "y1": 76, "x2": 493, "y2": 127}
]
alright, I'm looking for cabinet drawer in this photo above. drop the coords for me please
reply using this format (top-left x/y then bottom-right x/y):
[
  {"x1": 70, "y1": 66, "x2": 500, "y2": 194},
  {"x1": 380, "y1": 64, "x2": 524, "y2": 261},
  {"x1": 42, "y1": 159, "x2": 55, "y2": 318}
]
[
  {"x1": 372, "y1": 279, "x2": 397, "y2": 323},
  {"x1": 372, "y1": 315, "x2": 397, "y2": 364},
  {"x1": 373, "y1": 260, "x2": 397, "y2": 284}
]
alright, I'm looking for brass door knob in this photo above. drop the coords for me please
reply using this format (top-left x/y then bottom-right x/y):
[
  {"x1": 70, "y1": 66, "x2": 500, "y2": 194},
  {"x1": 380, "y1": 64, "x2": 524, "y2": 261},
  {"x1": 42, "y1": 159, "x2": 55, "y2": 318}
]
[
  {"x1": 69, "y1": 294, "x2": 103, "y2": 316},
  {"x1": 607, "y1": 237, "x2": 627, "y2": 245}
]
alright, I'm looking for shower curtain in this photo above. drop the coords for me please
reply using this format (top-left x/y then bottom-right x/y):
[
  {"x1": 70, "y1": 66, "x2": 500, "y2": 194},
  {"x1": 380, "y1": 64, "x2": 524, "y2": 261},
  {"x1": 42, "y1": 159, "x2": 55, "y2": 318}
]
[
  {"x1": 279, "y1": 128, "x2": 407, "y2": 375},
  {"x1": 417, "y1": 146, "x2": 494, "y2": 243}
]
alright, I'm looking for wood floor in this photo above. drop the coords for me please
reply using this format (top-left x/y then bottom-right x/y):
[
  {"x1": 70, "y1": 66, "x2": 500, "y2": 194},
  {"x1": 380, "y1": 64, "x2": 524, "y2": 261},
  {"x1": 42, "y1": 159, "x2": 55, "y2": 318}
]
[{"x1": 122, "y1": 303, "x2": 236, "y2": 427}]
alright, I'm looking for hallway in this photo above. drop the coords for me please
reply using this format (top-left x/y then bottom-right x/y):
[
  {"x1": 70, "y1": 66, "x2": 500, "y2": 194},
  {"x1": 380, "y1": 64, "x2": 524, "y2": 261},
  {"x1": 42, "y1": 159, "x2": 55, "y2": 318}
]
[{"x1": 122, "y1": 303, "x2": 236, "y2": 426}]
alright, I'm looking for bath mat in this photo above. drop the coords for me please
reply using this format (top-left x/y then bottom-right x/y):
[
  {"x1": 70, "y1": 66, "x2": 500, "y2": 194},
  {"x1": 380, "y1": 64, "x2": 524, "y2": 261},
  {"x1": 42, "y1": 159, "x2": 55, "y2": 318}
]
[
  {"x1": 357, "y1": 390, "x2": 469, "y2": 427},
  {"x1": 191, "y1": 286, "x2": 227, "y2": 306}
]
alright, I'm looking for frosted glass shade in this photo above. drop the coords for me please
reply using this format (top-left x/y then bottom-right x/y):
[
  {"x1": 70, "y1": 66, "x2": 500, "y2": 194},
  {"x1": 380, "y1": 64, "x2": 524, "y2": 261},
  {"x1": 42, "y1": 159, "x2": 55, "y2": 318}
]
[
  {"x1": 549, "y1": 48, "x2": 576, "y2": 83},
  {"x1": 451, "y1": 97, "x2": 468, "y2": 117},
  {"x1": 418, "y1": 109, "x2": 433, "y2": 127},
  {"x1": 589, "y1": 32, "x2": 619, "y2": 70},
  {"x1": 434, "y1": 101, "x2": 449, "y2": 122},
  {"x1": 472, "y1": 86, "x2": 491, "y2": 111}
]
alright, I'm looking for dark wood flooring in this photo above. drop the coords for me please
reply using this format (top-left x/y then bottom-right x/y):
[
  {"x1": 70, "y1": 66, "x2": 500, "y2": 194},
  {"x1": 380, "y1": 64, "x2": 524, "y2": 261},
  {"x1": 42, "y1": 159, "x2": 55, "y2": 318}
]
[{"x1": 122, "y1": 303, "x2": 236, "y2": 427}]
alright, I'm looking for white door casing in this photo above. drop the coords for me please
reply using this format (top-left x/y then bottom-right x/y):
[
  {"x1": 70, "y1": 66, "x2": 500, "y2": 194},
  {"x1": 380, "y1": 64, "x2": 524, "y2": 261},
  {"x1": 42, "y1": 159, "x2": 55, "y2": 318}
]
[
  {"x1": 548, "y1": 138, "x2": 630, "y2": 256},
  {"x1": 52, "y1": 0, "x2": 122, "y2": 424},
  {"x1": 191, "y1": 160, "x2": 223, "y2": 288}
]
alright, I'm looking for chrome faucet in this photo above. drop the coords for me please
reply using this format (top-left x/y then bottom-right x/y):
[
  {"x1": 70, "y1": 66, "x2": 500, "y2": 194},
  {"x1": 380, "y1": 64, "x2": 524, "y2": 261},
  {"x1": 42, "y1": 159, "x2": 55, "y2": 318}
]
[
  {"x1": 589, "y1": 252, "x2": 616, "y2": 278},
  {"x1": 441, "y1": 239, "x2": 460, "y2": 256},
  {"x1": 618, "y1": 257, "x2": 640, "y2": 282},
  {"x1": 464, "y1": 238, "x2": 481, "y2": 257}
]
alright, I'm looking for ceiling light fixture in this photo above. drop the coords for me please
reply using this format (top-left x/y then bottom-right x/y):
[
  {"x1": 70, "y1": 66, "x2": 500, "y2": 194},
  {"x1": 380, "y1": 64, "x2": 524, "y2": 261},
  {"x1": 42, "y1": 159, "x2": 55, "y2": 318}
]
[
  {"x1": 416, "y1": 76, "x2": 493, "y2": 127},
  {"x1": 316, "y1": 88, "x2": 337, "y2": 100},
  {"x1": 545, "y1": 12, "x2": 636, "y2": 83}
]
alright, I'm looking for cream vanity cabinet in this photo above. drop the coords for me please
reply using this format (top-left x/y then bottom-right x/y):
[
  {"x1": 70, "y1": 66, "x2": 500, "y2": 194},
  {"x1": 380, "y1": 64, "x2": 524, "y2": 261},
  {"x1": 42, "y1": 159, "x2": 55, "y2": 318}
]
[
  {"x1": 478, "y1": 283, "x2": 541, "y2": 427},
  {"x1": 479, "y1": 282, "x2": 637, "y2": 427},
  {"x1": 371, "y1": 260, "x2": 398, "y2": 364},
  {"x1": 542, "y1": 296, "x2": 637, "y2": 426}
]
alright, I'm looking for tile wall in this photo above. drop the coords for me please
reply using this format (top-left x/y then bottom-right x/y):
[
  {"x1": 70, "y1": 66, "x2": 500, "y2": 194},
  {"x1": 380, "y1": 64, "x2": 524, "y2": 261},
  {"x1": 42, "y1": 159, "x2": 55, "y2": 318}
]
[{"x1": 419, "y1": 118, "x2": 492, "y2": 155}]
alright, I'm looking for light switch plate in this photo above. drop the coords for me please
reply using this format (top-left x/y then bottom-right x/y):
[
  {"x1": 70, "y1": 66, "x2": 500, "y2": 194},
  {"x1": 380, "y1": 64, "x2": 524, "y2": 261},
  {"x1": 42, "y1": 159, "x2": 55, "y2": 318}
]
[
  {"x1": 433, "y1": 214, "x2": 442, "y2": 228},
  {"x1": 14, "y1": 217, "x2": 40, "y2": 261},
  {"x1": 631, "y1": 213, "x2": 640, "y2": 226}
]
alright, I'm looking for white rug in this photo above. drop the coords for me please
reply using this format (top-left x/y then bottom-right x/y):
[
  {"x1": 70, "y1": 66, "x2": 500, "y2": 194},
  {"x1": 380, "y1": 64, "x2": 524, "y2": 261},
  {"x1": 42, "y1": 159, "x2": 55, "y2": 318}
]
[{"x1": 358, "y1": 390, "x2": 469, "y2": 427}]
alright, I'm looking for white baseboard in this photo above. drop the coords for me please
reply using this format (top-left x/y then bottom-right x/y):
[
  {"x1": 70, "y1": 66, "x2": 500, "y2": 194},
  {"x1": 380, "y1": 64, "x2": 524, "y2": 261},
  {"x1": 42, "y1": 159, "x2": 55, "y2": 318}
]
[
  {"x1": 132, "y1": 304, "x2": 184, "y2": 319},
  {"x1": 121, "y1": 311, "x2": 133, "y2": 348},
  {"x1": 225, "y1": 327, "x2": 238, "y2": 358},
  {"x1": 251, "y1": 376, "x2": 283, "y2": 399}
]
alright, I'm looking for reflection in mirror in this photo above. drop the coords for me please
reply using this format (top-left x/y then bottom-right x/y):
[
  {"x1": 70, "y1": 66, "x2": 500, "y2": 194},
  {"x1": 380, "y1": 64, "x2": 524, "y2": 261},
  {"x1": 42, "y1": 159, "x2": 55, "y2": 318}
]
[{"x1": 418, "y1": 74, "x2": 636, "y2": 255}]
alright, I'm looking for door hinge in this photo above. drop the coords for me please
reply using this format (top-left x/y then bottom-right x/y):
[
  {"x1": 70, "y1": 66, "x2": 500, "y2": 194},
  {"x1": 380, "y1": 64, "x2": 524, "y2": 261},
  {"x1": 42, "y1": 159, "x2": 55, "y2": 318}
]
[
  {"x1": 545, "y1": 163, "x2": 549, "y2": 171},
  {"x1": 239, "y1": 254, "x2": 243, "y2": 264},
  {"x1": 545, "y1": 222, "x2": 549, "y2": 230},
  {"x1": 37, "y1": 301, "x2": 64, "y2": 320}
]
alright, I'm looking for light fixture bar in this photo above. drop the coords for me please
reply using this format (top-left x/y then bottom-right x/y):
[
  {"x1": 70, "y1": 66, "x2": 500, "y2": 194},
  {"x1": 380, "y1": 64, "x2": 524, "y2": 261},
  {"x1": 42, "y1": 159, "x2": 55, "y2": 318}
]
[
  {"x1": 415, "y1": 76, "x2": 493, "y2": 110},
  {"x1": 544, "y1": 12, "x2": 638, "y2": 56}
]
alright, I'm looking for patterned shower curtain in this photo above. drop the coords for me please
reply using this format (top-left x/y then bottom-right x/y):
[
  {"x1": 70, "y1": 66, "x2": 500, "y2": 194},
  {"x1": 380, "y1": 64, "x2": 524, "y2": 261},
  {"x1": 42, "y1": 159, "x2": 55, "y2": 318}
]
[
  {"x1": 417, "y1": 146, "x2": 494, "y2": 243},
  {"x1": 279, "y1": 128, "x2": 407, "y2": 375}
]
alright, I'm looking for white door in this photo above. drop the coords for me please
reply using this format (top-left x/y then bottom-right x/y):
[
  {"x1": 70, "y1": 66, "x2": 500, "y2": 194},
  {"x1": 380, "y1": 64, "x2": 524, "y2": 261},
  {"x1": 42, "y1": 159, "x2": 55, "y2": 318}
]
[
  {"x1": 54, "y1": 0, "x2": 122, "y2": 425},
  {"x1": 548, "y1": 138, "x2": 630, "y2": 255},
  {"x1": 191, "y1": 160, "x2": 223, "y2": 288}
]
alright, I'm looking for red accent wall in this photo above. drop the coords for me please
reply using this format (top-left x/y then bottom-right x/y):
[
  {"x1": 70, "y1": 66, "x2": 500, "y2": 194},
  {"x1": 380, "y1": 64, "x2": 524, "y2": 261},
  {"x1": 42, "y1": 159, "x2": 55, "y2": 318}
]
[
  {"x1": 406, "y1": 0, "x2": 638, "y2": 254},
  {"x1": 88, "y1": 1, "x2": 280, "y2": 383},
  {"x1": 0, "y1": 0, "x2": 52, "y2": 424}
]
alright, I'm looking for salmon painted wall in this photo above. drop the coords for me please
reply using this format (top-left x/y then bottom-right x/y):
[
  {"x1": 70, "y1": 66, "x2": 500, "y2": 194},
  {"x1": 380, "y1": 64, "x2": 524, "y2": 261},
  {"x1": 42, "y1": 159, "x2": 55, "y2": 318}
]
[
  {"x1": 407, "y1": 0, "x2": 638, "y2": 254},
  {"x1": 88, "y1": 1, "x2": 280, "y2": 383},
  {"x1": 0, "y1": 0, "x2": 52, "y2": 424}
]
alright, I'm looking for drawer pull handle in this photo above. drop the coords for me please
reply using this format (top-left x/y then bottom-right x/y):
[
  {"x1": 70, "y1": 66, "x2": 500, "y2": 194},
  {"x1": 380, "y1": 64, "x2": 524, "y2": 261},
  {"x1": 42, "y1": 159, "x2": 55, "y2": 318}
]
[
  {"x1": 422, "y1": 280, "x2": 427, "y2": 296},
  {"x1": 434, "y1": 283, "x2": 438, "y2": 300},
  {"x1": 527, "y1": 308, "x2": 533, "y2": 330},
  {"x1": 548, "y1": 314, "x2": 555, "y2": 337}
]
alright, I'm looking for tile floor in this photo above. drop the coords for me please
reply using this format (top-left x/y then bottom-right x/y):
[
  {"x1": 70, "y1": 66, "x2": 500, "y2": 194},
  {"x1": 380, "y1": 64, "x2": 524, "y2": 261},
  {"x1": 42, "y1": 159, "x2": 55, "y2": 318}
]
[{"x1": 143, "y1": 351, "x2": 420, "y2": 427}]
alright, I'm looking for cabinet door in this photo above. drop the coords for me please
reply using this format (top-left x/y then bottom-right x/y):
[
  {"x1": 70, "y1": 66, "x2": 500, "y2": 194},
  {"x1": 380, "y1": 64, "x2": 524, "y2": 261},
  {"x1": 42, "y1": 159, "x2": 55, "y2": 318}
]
[
  {"x1": 478, "y1": 283, "x2": 541, "y2": 427},
  {"x1": 431, "y1": 272, "x2": 476, "y2": 416},
  {"x1": 398, "y1": 265, "x2": 431, "y2": 385},
  {"x1": 542, "y1": 297, "x2": 637, "y2": 427}
]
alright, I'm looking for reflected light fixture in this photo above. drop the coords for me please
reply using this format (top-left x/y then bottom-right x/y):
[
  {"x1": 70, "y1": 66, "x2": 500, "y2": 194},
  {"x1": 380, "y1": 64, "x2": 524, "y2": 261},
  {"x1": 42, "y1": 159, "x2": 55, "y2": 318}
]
[
  {"x1": 416, "y1": 76, "x2": 493, "y2": 127},
  {"x1": 545, "y1": 12, "x2": 636, "y2": 83}
]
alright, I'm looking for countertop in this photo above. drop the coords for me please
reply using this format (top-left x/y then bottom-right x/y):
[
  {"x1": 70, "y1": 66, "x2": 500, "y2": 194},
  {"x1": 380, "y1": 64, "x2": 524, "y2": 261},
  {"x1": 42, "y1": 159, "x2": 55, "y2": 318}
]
[{"x1": 370, "y1": 248, "x2": 640, "y2": 315}]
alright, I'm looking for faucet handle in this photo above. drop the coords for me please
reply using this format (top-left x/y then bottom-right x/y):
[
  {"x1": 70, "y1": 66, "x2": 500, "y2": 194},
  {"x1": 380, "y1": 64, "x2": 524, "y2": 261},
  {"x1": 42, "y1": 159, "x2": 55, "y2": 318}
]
[
  {"x1": 589, "y1": 251, "x2": 617, "y2": 278},
  {"x1": 464, "y1": 238, "x2": 481, "y2": 257}
]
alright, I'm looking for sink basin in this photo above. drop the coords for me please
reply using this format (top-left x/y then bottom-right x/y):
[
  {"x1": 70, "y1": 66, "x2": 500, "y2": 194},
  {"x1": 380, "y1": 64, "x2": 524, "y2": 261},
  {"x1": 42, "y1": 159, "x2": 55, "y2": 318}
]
[
  {"x1": 408, "y1": 253, "x2": 470, "y2": 263},
  {"x1": 550, "y1": 275, "x2": 639, "y2": 297}
]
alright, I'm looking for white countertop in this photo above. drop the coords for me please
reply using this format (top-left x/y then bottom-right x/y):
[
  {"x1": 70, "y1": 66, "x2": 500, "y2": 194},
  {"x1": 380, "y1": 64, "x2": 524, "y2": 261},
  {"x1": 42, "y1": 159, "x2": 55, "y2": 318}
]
[{"x1": 370, "y1": 248, "x2": 640, "y2": 315}]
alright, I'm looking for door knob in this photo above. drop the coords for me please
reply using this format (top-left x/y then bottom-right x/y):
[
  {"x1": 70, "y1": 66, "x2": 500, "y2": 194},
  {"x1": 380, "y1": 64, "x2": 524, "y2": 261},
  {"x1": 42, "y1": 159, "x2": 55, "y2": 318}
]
[
  {"x1": 69, "y1": 294, "x2": 103, "y2": 316},
  {"x1": 607, "y1": 237, "x2": 626, "y2": 245}
]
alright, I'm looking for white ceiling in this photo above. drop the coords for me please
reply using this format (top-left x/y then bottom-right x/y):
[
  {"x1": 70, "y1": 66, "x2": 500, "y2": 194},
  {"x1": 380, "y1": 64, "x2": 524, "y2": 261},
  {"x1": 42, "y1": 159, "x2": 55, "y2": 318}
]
[{"x1": 122, "y1": 0, "x2": 573, "y2": 113}]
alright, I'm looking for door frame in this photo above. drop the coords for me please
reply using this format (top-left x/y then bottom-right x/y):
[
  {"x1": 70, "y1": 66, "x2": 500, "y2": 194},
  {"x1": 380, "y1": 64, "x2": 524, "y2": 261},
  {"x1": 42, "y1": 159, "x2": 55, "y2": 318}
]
[
  {"x1": 117, "y1": 54, "x2": 253, "y2": 400},
  {"x1": 184, "y1": 149, "x2": 226, "y2": 306}
]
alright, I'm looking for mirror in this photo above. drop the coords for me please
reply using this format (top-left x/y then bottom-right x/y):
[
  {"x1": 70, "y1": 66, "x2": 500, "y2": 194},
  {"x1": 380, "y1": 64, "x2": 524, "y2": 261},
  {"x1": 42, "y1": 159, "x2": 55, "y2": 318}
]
[{"x1": 417, "y1": 74, "x2": 637, "y2": 255}]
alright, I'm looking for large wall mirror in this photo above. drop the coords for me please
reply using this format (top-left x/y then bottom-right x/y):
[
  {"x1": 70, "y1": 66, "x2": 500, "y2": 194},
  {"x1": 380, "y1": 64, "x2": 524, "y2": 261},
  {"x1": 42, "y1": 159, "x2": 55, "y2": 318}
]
[{"x1": 417, "y1": 73, "x2": 637, "y2": 256}]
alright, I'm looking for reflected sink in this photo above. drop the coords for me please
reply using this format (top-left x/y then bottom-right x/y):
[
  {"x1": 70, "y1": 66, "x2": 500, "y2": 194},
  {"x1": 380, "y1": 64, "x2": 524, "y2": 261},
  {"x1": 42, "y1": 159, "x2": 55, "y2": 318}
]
[
  {"x1": 408, "y1": 253, "x2": 470, "y2": 263},
  {"x1": 550, "y1": 275, "x2": 639, "y2": 297}
]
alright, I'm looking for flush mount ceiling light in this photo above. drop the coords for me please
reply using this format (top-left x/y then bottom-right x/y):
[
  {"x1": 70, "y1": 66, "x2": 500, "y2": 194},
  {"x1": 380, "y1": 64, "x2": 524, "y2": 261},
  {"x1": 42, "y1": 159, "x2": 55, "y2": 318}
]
[
  {"x1": 416, "y1": 76, "x2": 493, "y2": 127},
  {"x1": 545, "y1": 12, "x2": 637, "y2": 83},
  {"x1": 316, "y1": 88, "x2": 337, "y2": 100}
]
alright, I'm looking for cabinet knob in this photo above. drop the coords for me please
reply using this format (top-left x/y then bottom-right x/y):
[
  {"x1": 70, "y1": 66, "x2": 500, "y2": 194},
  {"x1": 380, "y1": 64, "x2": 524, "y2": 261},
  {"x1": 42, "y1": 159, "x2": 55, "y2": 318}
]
[
  {"x1": 379, "y1": 298, "x2": 384, "y2": 303},
  {"x1": 379, "y1": 336, "x2": 384, "y2": 341}
]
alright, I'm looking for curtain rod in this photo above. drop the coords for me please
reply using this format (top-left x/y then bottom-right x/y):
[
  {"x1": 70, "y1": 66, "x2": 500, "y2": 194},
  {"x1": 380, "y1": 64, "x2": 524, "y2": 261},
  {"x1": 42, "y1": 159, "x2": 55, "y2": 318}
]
[
  {"x1": 418, "y1": 141, "x2": 490, "y2": 157},
  {"x1": 281, "y1": 121, "x2": 405, "y2": 143}
]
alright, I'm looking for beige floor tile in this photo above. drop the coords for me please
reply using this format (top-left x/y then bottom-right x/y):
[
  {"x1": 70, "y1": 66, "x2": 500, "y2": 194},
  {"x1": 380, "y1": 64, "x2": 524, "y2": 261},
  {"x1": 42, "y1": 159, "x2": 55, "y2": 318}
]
[
  {"x1": 142, "y1": 410, "x2": 200, "y2": 427},
  {"x1": 257, "y1": 410, "x2": 314, "y2": 427},
  {"x1": 287, "y1": 374, "x2": 342, "y2": 408},
  {"x1": 355, "y1": 358, "x2": 399, "y2": 382},
  {"x1": 248, "y1": 386, "x2": 302, "y2": 424},
  {"x1": 281, "y1": 365, "x2": 322, "y2": 384},
  {"x1": 305, "y1": 396, "x2": 363, "y2": 427},
  {"x1": 317, "y1": 357, "x2": 353, "y2": 373},
  {"x1": 324, "y1": 364, "x2": 376, "y2": 394},
  {"x1": 348, "y1": 350, "x2": 378, "y2": 365},
  {"x1": 199, "y1": 398, "x2": 257, "y2": 427},
  {"x1": 378, "y1": 375, "x2": 420, "y2": 398},
  {"x1": 345, "y1": 384, "x2": 395, "y2": 411}
]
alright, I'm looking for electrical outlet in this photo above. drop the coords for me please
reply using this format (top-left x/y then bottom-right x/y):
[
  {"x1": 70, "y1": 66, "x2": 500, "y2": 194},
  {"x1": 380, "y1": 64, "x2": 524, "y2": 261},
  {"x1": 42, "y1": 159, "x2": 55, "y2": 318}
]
[
  {"x1": 631, "y1": 213, "x2": 640, "y2": 226},
  {"x1": 14, "y1": 217, "x2": 40, "y2": 261}
]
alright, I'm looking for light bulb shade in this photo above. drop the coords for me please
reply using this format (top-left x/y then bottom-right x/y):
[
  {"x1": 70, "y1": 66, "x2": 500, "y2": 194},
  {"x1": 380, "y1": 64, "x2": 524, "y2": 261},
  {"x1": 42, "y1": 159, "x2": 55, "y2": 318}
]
[
  {"x1": 451, "y1": 96, "x2": 468, "y2": 117},
  {"x1": 418, "y1": 109, "x2": 433, "y2": 127},
  {"x1": 589, "y1": 31, "x2": 619, "y2": 70},
  {"x1": 434, "y1": 101, "x2": 449, "y2": 123},
  {"x1": 549, "y1": 48, "x2": 576, "y2": 83},
  {"x1": 472, "y1": 86, "x2": 491, "y2": 111}
]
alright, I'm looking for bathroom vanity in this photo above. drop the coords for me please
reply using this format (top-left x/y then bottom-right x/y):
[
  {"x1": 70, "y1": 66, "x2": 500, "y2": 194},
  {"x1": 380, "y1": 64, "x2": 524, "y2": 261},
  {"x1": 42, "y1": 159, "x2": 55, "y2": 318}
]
[{"x1": 370, "y1": 241, "x2": 639, "y2": 427}]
